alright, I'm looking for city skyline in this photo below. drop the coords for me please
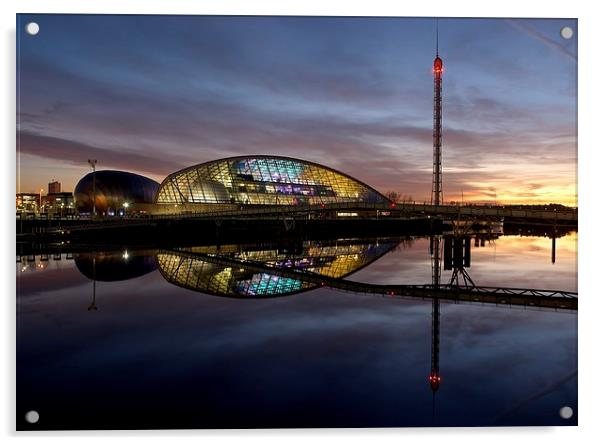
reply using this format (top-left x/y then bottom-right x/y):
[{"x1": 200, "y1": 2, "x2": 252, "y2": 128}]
[{"x1": 17, "y1": 15, "x2": 577, "y2": 205}]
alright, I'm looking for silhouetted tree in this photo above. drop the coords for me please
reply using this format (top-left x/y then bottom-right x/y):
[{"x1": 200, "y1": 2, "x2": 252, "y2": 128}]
[{"x1": 385, "y1": 191, "x2": 400, "y2": 202}]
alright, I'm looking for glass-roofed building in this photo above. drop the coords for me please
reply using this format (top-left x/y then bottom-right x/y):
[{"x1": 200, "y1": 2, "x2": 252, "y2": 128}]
[{"x1": 155, "y1": 155, "x2": 388, "y2": 207}]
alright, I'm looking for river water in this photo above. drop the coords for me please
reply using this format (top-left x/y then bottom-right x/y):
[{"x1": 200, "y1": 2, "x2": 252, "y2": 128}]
[{"x1": 16, "y1": 232, "x2": 577, "y2": 429}]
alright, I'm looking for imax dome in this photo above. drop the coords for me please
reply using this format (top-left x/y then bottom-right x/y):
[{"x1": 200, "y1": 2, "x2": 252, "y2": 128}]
[{"x1": 74, "y1": 170, "x2": 159, "y2": 214}]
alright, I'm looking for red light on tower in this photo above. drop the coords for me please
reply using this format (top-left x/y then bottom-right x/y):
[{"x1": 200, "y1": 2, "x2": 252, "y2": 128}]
[
  {"x1": 433, "y1": 56, "x2": 443, "y2": 75},
  {"x1": 429, "y1": 373, "x2": 441, "y2": 392}
]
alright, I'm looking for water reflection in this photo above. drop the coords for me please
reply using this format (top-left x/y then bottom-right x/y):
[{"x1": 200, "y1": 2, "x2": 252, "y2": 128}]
[
  {"x1": 429, "y1": 236, "x2": 442, "y2": 404},
  {"x1": 428, "y1": 234, "x2": 487, "y2": 409},
  {"x1": 157, "y1": 239, "x2": 398, "y2": 298},
  {"x1": 74, "y1": 251, "x2": 158, "y2": 281},
  {"x1": 73, "y1": 251, "x2": 158, "y2": 311},
  {"x1": 68, "y1": 234, "x2": 576, "y2": 419},
  {"x1": 46, "y1": 234, "x2": 576, "y2": 308},
  {"x1": 16, "y1": 232, "x2": 577, "y2": 428}
]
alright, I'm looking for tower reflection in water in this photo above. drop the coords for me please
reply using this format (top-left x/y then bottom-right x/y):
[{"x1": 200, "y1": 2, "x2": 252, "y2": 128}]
[
  {"x1": 429, "y1": 236, "x2": 442, "y2": 405},
  {"x1": 428, "y1": 234, "x2": 480, "y2": 415}
]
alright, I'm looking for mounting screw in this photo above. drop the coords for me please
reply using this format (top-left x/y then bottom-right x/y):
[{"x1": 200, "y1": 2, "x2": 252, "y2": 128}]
[
  {"x1": 560, "y1": 26, "x2": 573, "y2": 40},
  {"x1": 25, "y1": 22, "x2": 40, "y2": 36},
  {"x1": 25, "y1": 410, "x2": 39, "y2": 424},
  {"x1": 559, "y1": 406, "x2": 573, "y2": 419}
]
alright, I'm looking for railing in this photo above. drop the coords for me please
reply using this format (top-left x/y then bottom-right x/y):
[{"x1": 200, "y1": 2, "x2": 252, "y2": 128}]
[
  {"x1": 32, "y1": 201, "x2": 578, "y2": 234},
  {"x1": 146, "y1": 202, "x2": 576, "y2": 221}
]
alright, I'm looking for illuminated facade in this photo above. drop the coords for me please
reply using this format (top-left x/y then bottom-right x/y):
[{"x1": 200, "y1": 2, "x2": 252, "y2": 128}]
[
  {"x1": 43, "y1": 192, "x2": 75, "y2": 214},
  {"x1": 16, "y1": 193, "x2": 40, "y2": 213},
  {"x1": 156, "y1": 239, "x2": 397, "y2": 298},
  {"x1": 156, "y1": 156, "x2": 387, "y2": 206}
]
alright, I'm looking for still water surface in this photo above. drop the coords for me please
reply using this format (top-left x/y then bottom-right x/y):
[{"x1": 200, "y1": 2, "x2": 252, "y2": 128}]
[{"x1": 16, "y1": 233, "x2": 577, "y2": 429}]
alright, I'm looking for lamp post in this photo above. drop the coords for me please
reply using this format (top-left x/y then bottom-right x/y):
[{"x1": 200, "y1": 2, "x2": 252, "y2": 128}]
[
  {"x1": 123, "y1": 202, "x2": 129, "y2": 217},
  {"x1": 87, "y1": 159, "x2": 97, "y2": 218},
  {"x1": 39, "y1": 188, "x2": 43, "y2": 213}
]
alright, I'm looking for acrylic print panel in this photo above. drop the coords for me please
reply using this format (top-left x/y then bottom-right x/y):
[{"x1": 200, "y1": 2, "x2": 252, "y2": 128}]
[{"x1": 16, "y1": 14, "x2": 578, "y2": 430}]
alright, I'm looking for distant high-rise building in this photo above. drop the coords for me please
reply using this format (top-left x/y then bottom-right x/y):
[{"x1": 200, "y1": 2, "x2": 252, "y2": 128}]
[{"x1": 48, "y1": 180, "x2": 61, "y2": 194}]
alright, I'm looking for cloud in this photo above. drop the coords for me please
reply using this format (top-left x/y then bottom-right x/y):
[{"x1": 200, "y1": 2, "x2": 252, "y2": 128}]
[{"x1": 17, "y1": 131, "x2": 185, "y2": 177}]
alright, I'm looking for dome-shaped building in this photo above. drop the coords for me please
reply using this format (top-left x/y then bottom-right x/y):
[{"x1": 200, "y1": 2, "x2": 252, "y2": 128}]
[
  {"x1": 155, "y1": 155, "x2": 387, "y2": 206},
  {"x1": 74, "y1": 170, "x2": 159, "y2": 215}
]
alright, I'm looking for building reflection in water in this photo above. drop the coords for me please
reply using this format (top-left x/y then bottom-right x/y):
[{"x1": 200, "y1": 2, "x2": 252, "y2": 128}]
[
  {"x1": 72, "y1": 235, "x2": 480, "y2": 417},
  {"x1": 74, "y1": 250, "x2": 158, "y2": 310},
  {"x1": 156, "y1": 239, "x2": 399, "y2": 298},
  {"x1": 75, "y1": 251, "x2": 158, "y2": 282}
]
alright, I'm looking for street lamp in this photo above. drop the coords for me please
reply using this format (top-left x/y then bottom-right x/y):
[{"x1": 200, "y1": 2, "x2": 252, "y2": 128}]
[
  {"x1": 123, "y1": 202, "x2": 129, "y2": 217},
  {"x1": 39, "y1": 188, "x2": 44, "y2": 213},
  {"x1": 87, "y1": 159, "x2": 97, "y2": 218}
]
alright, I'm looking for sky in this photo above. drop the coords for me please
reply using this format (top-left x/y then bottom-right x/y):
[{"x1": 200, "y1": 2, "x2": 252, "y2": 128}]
[{"x1": 16, "y1": 15, "x2": 577, "y2": 205}]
